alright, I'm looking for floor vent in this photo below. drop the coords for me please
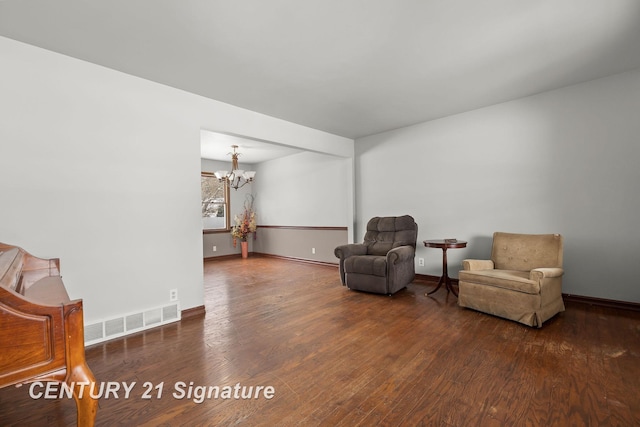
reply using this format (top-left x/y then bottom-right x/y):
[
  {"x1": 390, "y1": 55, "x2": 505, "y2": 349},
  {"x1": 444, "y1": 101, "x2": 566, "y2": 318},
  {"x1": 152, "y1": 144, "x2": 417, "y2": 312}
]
[{"x1": 84, "y1": 302, "x2": 181, "y2": 346}]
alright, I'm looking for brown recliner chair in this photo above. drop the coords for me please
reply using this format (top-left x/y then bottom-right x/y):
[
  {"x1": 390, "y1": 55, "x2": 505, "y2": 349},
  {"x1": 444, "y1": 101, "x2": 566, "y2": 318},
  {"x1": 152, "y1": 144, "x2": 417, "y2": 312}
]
[
  {"x1": 458, "y1": 232, "x2": 565, "y2": 327},
  {"x1": 334, "y1": 215, "x2": 417, "y2": 295}
]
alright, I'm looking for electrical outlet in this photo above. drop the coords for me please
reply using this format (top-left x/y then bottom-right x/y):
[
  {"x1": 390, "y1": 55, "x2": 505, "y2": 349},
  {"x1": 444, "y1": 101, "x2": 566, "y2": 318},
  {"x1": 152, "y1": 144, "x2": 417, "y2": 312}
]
[
  {"x1": 213, "y1": 245, "x2": 217, "y2": 252},
  {"x1": 312, "y1": 247, "x2": 316, "y2": 254},
  {"x1": 418, "y1": 258, "x2": 425, "y2": 266},
  {"x1": 169, "y1": 289, "x2": 178, "y2": 302}
]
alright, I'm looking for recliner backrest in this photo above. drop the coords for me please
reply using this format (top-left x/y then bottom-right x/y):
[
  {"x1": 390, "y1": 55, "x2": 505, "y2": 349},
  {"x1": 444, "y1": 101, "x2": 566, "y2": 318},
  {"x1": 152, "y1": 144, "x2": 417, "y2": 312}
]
[
  {"x1": 363, "y1": 215, "x2": 418, "y2": 256},
  {"x1": 491, "y1": 232, "x2": 563, "y2": 271}
]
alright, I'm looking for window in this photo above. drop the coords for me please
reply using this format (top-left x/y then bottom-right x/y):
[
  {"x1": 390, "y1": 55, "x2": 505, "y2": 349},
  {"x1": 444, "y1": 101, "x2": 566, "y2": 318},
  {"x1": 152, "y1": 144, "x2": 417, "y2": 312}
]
[{"x1": 201, "y1": 172, "x2": 230, "y2": 231}]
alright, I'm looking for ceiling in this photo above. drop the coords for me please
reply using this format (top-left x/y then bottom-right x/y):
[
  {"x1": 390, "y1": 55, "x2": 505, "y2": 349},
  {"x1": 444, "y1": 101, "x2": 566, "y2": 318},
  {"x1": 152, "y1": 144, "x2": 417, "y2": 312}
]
[
  {"x1": 200, "y1": 131, "x2": 302, "y2": 163},
  {"x1": 2, "y1": 0, "x2": 640, "y2": 145}
]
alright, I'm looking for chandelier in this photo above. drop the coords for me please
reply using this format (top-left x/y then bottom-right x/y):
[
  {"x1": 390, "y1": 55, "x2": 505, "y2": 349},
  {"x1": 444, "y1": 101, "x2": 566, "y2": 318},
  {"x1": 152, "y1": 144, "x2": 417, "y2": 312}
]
[{"x1": 214, "y1": 145, "x2": 256, "y2": 190}]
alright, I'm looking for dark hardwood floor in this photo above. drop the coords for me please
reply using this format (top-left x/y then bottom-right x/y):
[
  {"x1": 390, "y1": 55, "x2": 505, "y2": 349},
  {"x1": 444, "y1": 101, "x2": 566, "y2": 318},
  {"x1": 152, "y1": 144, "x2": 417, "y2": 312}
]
[{"x1": 1, "y1": 255, "x2": 639, "y2": 426}]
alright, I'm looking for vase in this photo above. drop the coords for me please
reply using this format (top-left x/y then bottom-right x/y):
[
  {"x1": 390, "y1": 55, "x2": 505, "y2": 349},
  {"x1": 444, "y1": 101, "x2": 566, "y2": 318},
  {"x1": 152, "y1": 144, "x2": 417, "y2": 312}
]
[{"x1": 241, "y1": 241, "x2": 248, "y2": 259}]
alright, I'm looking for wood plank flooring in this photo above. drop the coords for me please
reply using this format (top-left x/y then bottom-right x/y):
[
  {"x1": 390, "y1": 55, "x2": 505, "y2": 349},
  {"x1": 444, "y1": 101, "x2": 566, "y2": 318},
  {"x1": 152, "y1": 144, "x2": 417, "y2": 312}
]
[{"x1": 1, "y1": 255, "x2": 639, "y2": 426}]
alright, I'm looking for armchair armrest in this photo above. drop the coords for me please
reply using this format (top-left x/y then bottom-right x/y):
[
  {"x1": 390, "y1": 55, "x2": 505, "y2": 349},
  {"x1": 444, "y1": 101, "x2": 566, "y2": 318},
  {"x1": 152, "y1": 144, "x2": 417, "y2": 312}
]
[
  {"x1": 386, "y1": 245, "x2": 415, "y2": 265},
  {"x1": 334, "y1": 243, "x2": 368, "y2": 260},
  {"x1": 462, "y1": 259, "x2": 494, "y2": 271},
  {"x1": 387, "y1": 245, "x2": 416, "y2": 294},
  {"x1": 530, "y1": 267, "x2": 564, "y2": 281},
  {"x1": 334, "y1": 243, "x2": 368, "y2": 286}
]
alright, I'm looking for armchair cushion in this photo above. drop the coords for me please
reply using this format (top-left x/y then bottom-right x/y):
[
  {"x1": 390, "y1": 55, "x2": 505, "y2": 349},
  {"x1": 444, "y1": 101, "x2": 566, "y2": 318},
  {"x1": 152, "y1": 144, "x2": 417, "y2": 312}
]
[
  {"x1": 344, "y1": 255, "x2": 387, "y2": 277},
  {"x1": 459, "y1": 269, "x2": 538, "y2": 294}
]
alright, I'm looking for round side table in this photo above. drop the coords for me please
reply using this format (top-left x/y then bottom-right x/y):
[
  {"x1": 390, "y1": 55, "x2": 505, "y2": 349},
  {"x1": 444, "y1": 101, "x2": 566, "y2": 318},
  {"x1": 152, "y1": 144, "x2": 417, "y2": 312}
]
[{"x1": 423, "y1": 239, "x2": 467, "y2": 297}]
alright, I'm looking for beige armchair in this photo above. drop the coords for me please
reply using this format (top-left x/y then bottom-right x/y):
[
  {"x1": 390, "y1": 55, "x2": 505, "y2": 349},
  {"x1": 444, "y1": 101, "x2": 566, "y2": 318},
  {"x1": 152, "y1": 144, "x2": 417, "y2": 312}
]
[{"x1": 458, "y1": 232, "x2": 565, "y2": 328}]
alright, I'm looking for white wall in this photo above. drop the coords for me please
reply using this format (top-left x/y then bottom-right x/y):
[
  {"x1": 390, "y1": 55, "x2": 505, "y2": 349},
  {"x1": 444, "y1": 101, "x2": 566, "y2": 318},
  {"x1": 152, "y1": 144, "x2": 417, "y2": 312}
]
[
  {"x1": 254, "y1": 151, "x2": 351, "y2": 227},
  {"x1": 0, "y1": 36, "x2": 353, "y2": 324},
  {"x1": 356, "y1": 68, "x2": 640, "y2": 303}
]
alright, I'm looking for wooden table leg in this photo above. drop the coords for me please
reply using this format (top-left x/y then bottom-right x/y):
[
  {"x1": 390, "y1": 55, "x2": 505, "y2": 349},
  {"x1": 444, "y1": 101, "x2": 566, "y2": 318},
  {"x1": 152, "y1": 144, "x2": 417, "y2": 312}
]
[
  {"x1": 426, "y1": 247, "x2": 458, "y2": 297},
  {"x1": 427, "y1": 272, "x2": 445, "y2": 295}
]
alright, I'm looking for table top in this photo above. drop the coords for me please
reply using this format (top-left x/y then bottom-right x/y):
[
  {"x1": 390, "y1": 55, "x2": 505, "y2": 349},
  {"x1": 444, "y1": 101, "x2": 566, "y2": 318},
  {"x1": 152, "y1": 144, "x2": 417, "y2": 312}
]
[{"x1": 423, "y1": 239, "x2": 467, "y2": 249}]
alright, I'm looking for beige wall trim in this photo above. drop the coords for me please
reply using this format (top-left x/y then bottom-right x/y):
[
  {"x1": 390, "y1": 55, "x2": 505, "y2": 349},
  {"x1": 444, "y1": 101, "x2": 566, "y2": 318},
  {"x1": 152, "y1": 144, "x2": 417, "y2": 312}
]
[{"x1": 258, "y1": 225, "x2": 348, "y2": 231}]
